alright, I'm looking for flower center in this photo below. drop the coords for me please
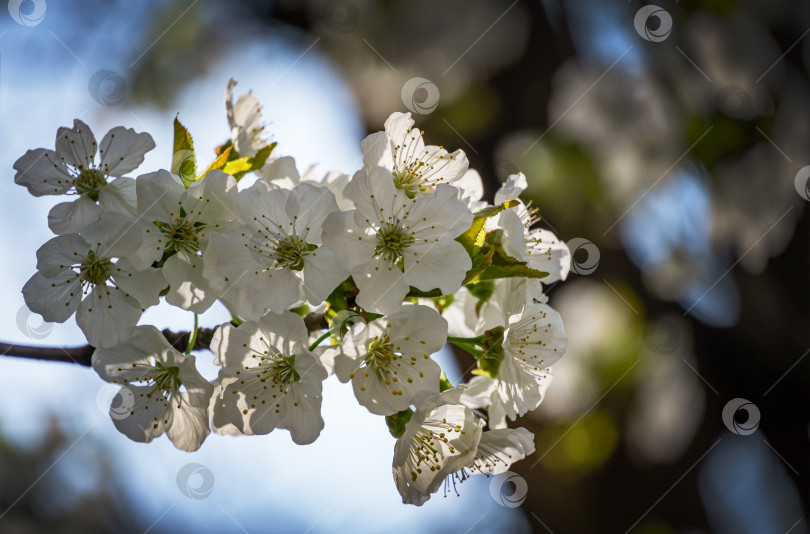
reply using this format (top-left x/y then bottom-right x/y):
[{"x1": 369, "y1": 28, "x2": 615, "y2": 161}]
[
  {"x1": 157, "y1": 218, "x2": 203, "y2": 253},
  {"x1": 476, "y1": 327, "x2": 505, "y2": 378},
  {"x1": 364, "y1": 335, "x2": 400, "y2": 380},
  {"x1": 260, "y1": 355, "x2": 301, "y2": 386},
  {"x1": 375, "y1": 223, "x2": 414, "y2": 266},
  {"x1": 147, "y1": 361, "x2": 182, "y2": 397},
  {"x1": 274, "y1": 235, "x2": 312, "y2": 271},
  {"x1": 80, "y1": 250, "x2": 113, "y2": 285},
  {"x1": 392, "y1": 169, "x2": 426, "y2": 197},
  {"x1": 407, "y1": 418, "x2": 465, "y2": 481},
  {"x1": 75, "y1": 168, "x2": 107, "y2": 201}
]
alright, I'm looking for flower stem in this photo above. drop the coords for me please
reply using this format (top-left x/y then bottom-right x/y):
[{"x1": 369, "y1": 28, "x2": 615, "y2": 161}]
[
  {"x1": 447, "y1": 336, "x2": 484, "y2": 345},
  {"x1": 447, "y1": 339, "x2": 483, "y2": 357},
  {"x1": 308, "y1": 330, "x2": 332, "y2": 352},
  {"x1": 185, "y1": 314, "x2": 199, "y2": 354}
]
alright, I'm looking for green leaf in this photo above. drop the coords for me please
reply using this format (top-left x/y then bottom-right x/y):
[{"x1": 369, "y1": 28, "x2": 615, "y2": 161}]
[
  {"x1": 171, "y1": 116, "x2": 198, "y2": 188},
  {"x1": 455, "y1": 200, "x2": 519, "y2": 255},
  {"x1": 385, "y1": 408, "x2": 414, "y2": 438},
  {"x1": 220, "y1": 143, "x2": 278, "y2": 181},
  {"x1": 200, "y1": 144, "x2": 233, "y2": 175},
  {"x1": 222, "y1": 157, "x2": 253, "y2": 176},
  {"x1": 461, "y1": 242, "x2": 495, "y2": 285},
  {"x1": 467, "y1": 230, "x2": 548, "y2": 283},
  {"x1": 439, "y1": 373, "x2": 454, "y2": 392}
]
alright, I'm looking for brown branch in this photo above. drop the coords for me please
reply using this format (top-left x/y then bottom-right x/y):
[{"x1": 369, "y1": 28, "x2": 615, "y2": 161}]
[{"x1": 0, "y1": 312, "x2": 327, "y2": 367}]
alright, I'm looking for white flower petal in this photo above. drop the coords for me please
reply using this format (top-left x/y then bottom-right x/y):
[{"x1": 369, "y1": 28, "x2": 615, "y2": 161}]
[
  {"x1": 13, "y1": 148, "x2": 73, "y2": 197},
  {"x1": 163, "y1": 251, "x2": 219, "y2": 313},
  {"x1": 301, "y1": 247, "x2": 347, "y2": 305},
  {"x1": 135, "y1": 169, "x2": 184, "y2": 223},
  {"x1": 22, "y1": 270, "x2": 82, "y2": 323},
  {"x1": 494, "y1": 172, "x2": 528, "y2": 205},
  {"x1": 76, "y1": 286, "x2": 143, "y2": 348},
  {"x1": 353, "y1": 257, "x2": 409, "y2": 315},
  {"x1": 110, "y1": 384, "x2": 172, "y2": 444},
  {"x1": 468, "y1": 427, "x2": 535, "y2": 475},
  {"x1": 111, "y1": 260, "x2": 165, "y2": 308},
  {"x1": 182, "y1": 169, "x2": 238, "y2": 225},
  {"x1": 55, "y1": 119, "x2": 97, "y2": 169},
  {"x1": 404, "y1": 239, "x2": 471, "y2": 295},
  {"x1": 98, "y1": 177, "x2": 137, "y2": 217},
  {"x1": 257, "y1": 156, "x2": 299, "y2": 189},
  {"x1": 165, "y1": 390, "x2": 211, "y2": 452},
  {"x1": 48, "y1": 196, "x2": 103, "y2": 235},
  {"x1": 35, "y1": 233, "x2": 89, "y2": 277},
  {"x1": 98, "y1": 126, "x2": 156, "y2": 176},
  {"x1": 288, "y1": 182, "x2": 339, "y2": 242}
]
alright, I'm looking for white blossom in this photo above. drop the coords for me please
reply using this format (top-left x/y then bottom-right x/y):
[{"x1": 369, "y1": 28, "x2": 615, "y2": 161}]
[
  {"x1": 361, "y1": 112, "x2": 469, "y2": 198},
  {"x1": 462, "y1": 301, "x2": 566, "y2": 428},
  {"x1": 467, "y1": 427, "x2": 536, "y2": 475},
  {"x1": 493, "y1": 172, "x2": 571, "y2": 283},
  {"x1": 210, "y1": 312, "x2": 328, "y2": 445},
  {"x1": 22, "y1": 212, "x2": 164, "y2": 348},
  {"x1": 204, "y1": 180, "x2": 347, "y2": 319},
  {"x1": 322, "y1": 167, "x2": 472, "y2": 314},
  {"x1": 332, "y1": 305, "x2": 446, "y2": 415},
  {"x1": 392, "y1": 387, "x2": 484, "y2": 506},
  {"x1": 226, "y1": 78, "x2": 269, "y2": 158},
  {"x1": 92, "y1": 325, "x2": 213, "y2": 452},
  {"x1": 134, "y1": 169, "x2": 237, "y2": 312},
  {"x1": 14, "y1": 120, "x2": 155, "y2": 234}
]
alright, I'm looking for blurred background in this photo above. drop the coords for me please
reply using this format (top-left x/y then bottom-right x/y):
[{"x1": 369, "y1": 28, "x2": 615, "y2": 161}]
[{"x1": 0, "y1": 0, "x2": 808, "y2": 532}]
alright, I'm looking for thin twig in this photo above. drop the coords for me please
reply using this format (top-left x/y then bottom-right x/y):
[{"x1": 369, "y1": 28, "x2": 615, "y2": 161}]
[{"x1": 0, "y1": 312, "x2": 326, "y2": 367}]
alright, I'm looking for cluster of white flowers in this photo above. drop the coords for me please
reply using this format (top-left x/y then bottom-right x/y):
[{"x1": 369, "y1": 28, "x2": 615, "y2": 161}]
[{"x1": 16, "y1": 80, "x2": 572, "y2": 505}]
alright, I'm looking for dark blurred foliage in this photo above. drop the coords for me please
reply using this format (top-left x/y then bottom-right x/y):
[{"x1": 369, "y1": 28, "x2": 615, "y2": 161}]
[
  {"x1": 5, "y1": 0, "x2": 810, "y2": 532},
  {"x1": 0, "y1": 420, "x2": 146, "y2": 534}
]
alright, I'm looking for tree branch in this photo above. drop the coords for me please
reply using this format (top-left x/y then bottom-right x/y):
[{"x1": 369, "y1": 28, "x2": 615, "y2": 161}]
[{"x1": 0, "y1": 312, "x2": 328, "y2": 367}]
